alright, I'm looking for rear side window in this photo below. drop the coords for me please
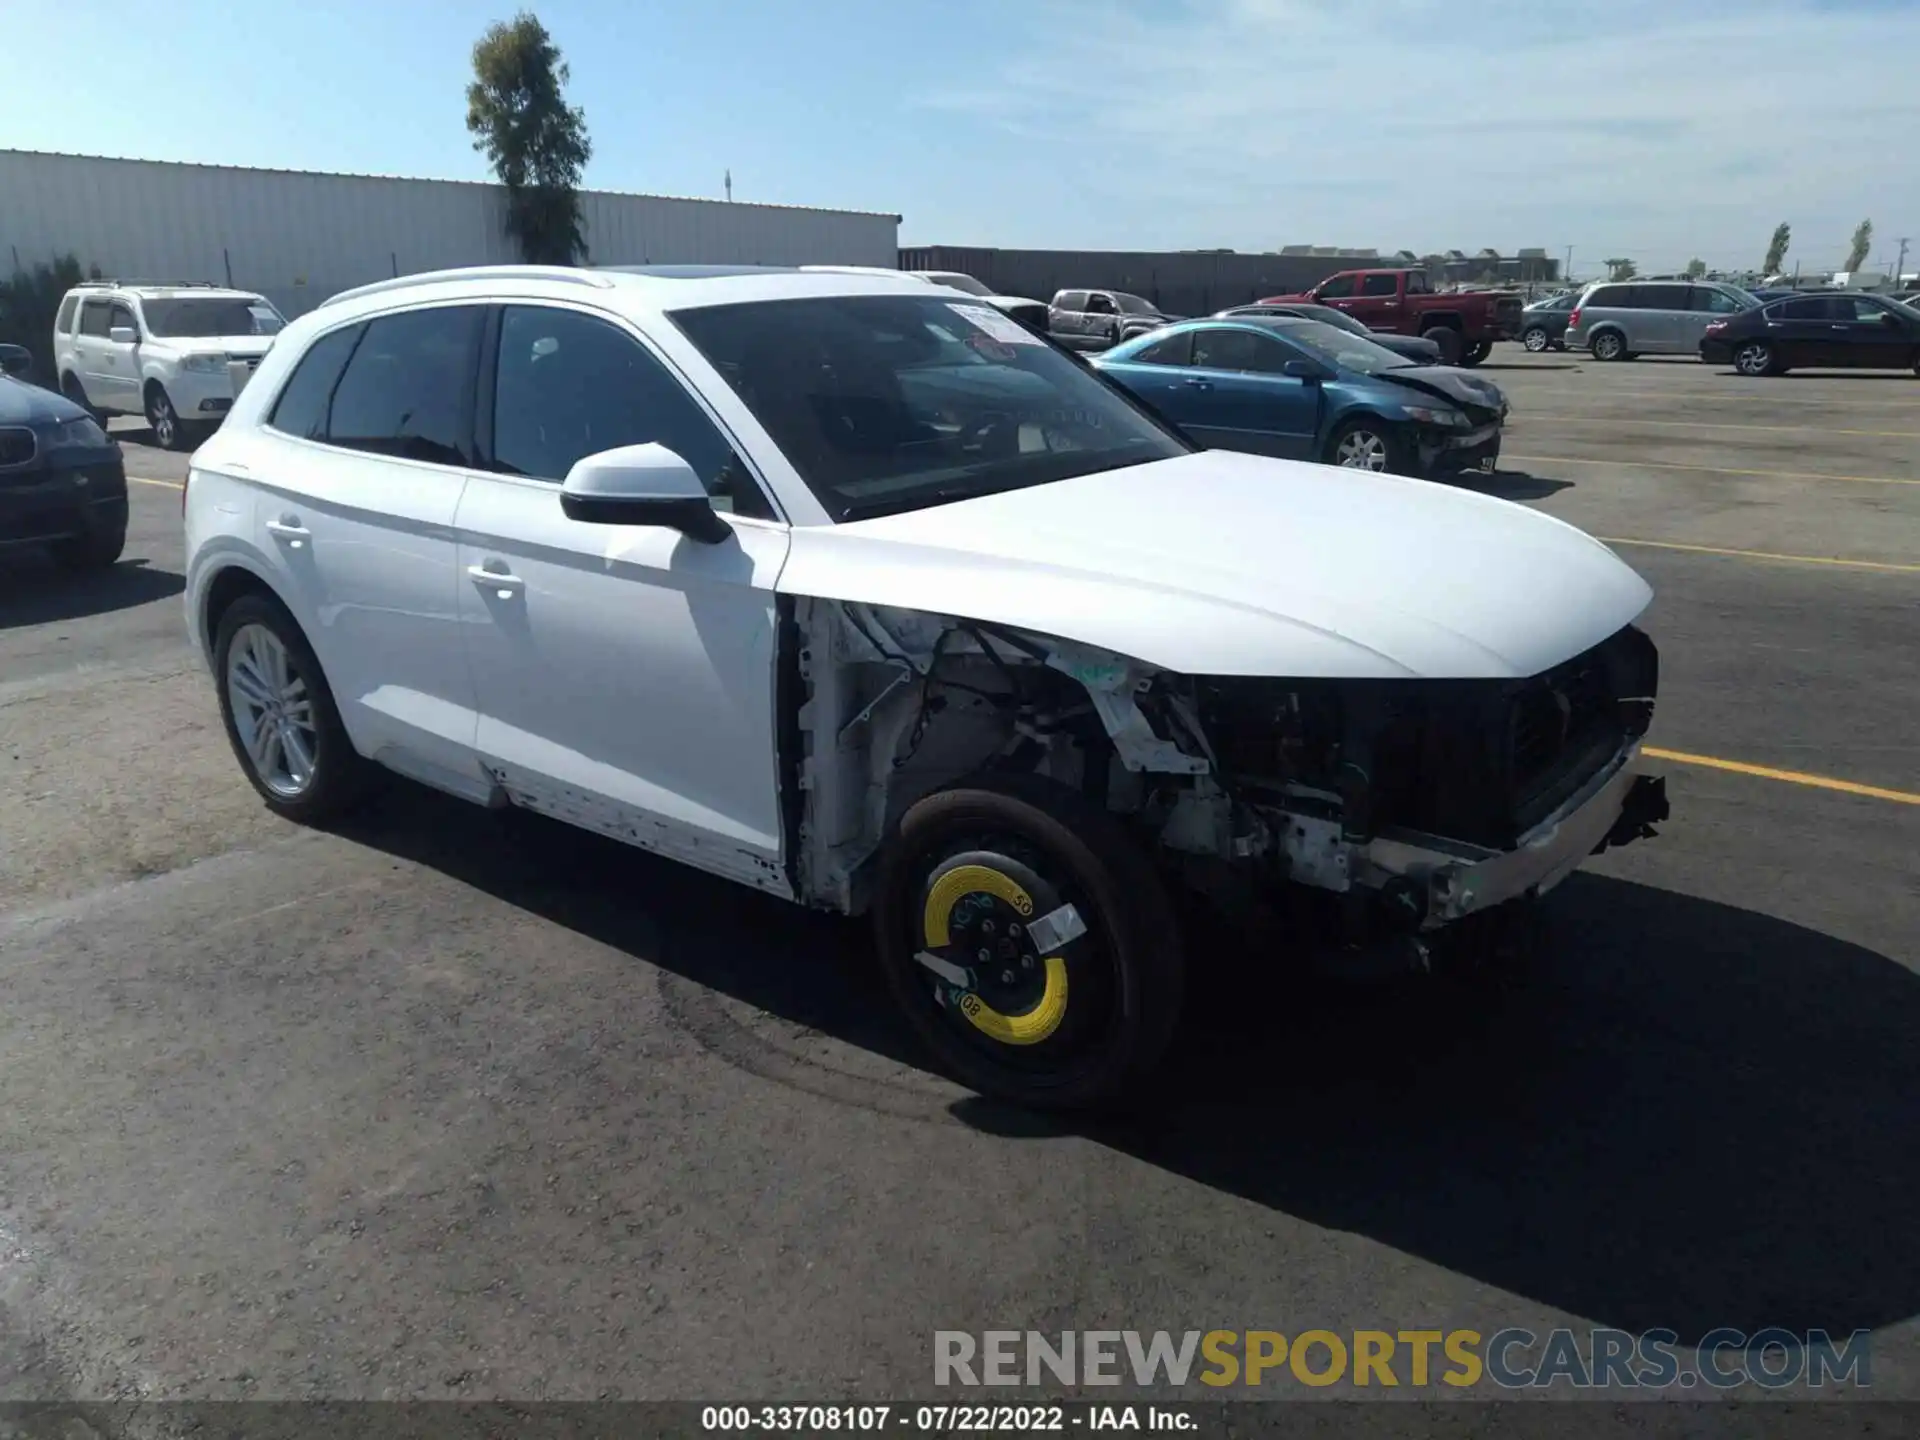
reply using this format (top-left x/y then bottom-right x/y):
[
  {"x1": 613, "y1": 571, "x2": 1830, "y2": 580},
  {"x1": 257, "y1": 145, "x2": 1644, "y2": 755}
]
[
  {"x1": 79, "y1": 300, "x2": 113, "y2": 336},
  {"x1": 1638, "y1": 285, "x2": 1691, "y2": 311},
  {"x1": 1053, "y1": 291, "x2": 1088, "y2": 311},
  {"x1": 1775, "y1": 296, "x2": 1837, "y2": 321},
  {"x1": 267, "y1": 324, "x2": 365, "y2": 440},
  {"x1": 490, "y1": 305, "x2": 772, "y2": 518},
  {"x1": 1191, "y1": 328, "x2": 1284, "y2": 372},
  {"x1": 1129, "y1": 332, "x2": 1193, "y2": 366},
  {"x1": 56, "y1": 295, "x2": 79, "y2": 333},
  {"x1": 1359, "y1": 273, "x2": 1399, "y2": 297},
  {"x1": 324, "y1": 305, "x2": 483, "y2": 465}
]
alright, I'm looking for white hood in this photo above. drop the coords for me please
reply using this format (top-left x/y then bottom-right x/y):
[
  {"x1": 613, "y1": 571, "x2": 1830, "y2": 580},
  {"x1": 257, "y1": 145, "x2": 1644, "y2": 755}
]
[{"x1": 777, "y1": 450, "x2": 1652, "y2": 680}]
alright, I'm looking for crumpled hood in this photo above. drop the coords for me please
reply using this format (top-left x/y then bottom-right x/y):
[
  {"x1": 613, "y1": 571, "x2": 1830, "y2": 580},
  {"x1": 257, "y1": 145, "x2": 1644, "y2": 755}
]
[
  {"x1": 1376, "y1": 365, "x2": 1508, "y2": 414},
  {"x1": 0, "y1": 374, "x2": 86, "y2": 426},
  {"x1": 777, "y1": 449, "x2": 1651, "y2": 680}
]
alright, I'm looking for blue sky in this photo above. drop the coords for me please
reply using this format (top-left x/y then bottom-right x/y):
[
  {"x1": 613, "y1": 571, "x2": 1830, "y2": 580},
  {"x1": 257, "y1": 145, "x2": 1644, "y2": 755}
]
[{"x1": 4, "y1": 0, "x2": 1917, "y2": 278}]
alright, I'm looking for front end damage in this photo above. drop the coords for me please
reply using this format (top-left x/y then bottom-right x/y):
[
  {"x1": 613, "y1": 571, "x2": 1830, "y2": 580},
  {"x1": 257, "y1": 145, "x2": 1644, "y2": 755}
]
[{"x1": 790, "y1": 597, "x2": 1667, "y2": 966}]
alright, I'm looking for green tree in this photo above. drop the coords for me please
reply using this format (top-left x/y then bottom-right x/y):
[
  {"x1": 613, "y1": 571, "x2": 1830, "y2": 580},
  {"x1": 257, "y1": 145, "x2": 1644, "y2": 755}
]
[
  {"x1": 1684, "y1": 257, "x2": 1707, "y2": 278},
  {"x1": 1762, "y1": 222, "x2": 1791, "y2": 275},
  {"x1": 0, "y1": 253, "x2": 87, "y2": 386},
  {"x1": 1844, "y1": 218, "x2": 1873, "y2": 273},
  {"x1": 1604, "y1": 257, "x2": 1638, "y2": 281},
  {"x1": 466, "y1": 12, "x2": 593, "y2": 264}
]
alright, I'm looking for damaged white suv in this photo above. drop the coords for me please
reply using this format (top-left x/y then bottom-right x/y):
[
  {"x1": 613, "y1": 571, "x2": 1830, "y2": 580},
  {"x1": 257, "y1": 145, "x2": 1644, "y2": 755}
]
[{"x1": 183, "y1": 263, "x2": 1670, "y2": 1108}]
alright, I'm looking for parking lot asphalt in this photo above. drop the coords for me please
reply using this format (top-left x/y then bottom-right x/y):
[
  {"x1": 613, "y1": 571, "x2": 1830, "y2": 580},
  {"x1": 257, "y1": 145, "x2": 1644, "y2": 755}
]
[{"x1": 2, "y1": 353, "x2": 1916, "y2": 1408}]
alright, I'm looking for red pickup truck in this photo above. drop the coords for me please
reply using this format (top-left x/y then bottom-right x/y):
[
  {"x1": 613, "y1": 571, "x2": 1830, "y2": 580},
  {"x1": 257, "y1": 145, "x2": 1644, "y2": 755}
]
[{"x1": 1260, "y1": 268, "x2": 1525, "y2": 367}]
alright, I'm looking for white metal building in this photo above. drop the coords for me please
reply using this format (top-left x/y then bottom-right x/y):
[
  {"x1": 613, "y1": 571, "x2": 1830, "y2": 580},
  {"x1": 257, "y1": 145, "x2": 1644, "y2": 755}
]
[{"x1": 1, "y1": 150, "x2": 902, "y2": 318}]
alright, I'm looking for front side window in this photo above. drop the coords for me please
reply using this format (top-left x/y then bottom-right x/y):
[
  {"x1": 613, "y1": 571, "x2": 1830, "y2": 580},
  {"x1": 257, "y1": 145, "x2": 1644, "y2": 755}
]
[
  {"x1": 670, "y1": 294, "x2": 1191, "y2": 522},
  {"x1": 1359, "y1": 273, "x2": 1399, "y2": 297},
  {"x1": 324, "y1": 305, "x2": 482, "y2": 465},
  {"x1": 1190, "y1": 327, "x2": 1285, "y2": 372},
  {"x1": 142, "y1": 297, "x2": 286, "y2": 338},
  {"x1": 108, "y1": 303, "x2": 138, "y2": 337},
  {"x1": 1692, "y1": 287, "x2": 1747, "y2": 314},
  {"x1": 1315, "y1": 274, "x2": 1357, "y2": 299},
  {"x1": 267, "y1": 324, "x2": 364, "y2": 440},
  {"x1": 490, "y1": 305, "x2": 770, "y2": 518},
  {"x1": 1085, "y1": 293, "x2": 1117, "y2": 315},
  {"x1": 1844, "y1": 296, "x2": 1893, "y2": 323}
]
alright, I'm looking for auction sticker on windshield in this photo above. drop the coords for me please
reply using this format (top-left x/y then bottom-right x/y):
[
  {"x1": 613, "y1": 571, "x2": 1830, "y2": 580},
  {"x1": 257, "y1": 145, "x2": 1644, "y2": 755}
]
[{"x1": 948, "y1": 303, "x2": 1042, "y2": 345}]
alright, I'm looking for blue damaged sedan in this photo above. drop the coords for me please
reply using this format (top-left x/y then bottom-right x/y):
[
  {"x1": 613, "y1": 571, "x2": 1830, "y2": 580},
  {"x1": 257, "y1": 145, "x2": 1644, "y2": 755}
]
[{"x1": 1092, "y1": 315, "x2": 1509, "y2": 478}]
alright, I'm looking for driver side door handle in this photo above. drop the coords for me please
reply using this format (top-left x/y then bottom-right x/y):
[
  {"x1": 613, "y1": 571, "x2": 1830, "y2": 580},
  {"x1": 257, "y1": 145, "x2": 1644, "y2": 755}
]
[{"x1": 1184, "y1": 378, "x2": 1213, "y2": 390}]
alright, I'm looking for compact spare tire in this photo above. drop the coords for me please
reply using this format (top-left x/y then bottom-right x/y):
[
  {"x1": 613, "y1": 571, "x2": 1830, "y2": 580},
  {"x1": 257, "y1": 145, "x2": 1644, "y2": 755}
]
[{"x1": 873, "y1": 773, "x2": 1183, "y2": 1109}]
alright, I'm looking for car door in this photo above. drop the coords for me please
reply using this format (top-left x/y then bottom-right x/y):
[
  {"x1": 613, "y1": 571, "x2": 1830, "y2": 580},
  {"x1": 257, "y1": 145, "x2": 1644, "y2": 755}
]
[
  {"x1": 1768, "y1": 296, "x2": 1841, "y2": 366},
  {"x1": 73, "y1": 299, "x2": 118, "y2": 407},
  {"x1": 1346, "y1": 272, "x2": 1402, "y2": 331},
  {"x1": 99, "y1": 301, "x2": 145, "y2": 411},
  {"x1": 1048, "y1": 290, "x2": 1087, "y2": 342},
  {"x1": 1312, "y1": 273, "x2": 1359, "y2": 317},
  {"x1": 1633, "y1": 284, "x2": 1692, "y2": 353},
  {"x1": 1082, "y1": 291, "x2": 1122, "y2": 346},
  {"x1": 254, "y1": 303, "x2": 488, "y2": 799},
  {"x1": 454, "y1": 302, "x2": 793, "y2": 890},
  {"x1": 1177, "y1": 326, "x2": 1319, "y2": 457},
  {"x1": 1832, "y1": 295, "x2": 1916, "y2": 369},
  {"x1": 1679, "y1": 285, "x2": 1744, "y2": 352}
]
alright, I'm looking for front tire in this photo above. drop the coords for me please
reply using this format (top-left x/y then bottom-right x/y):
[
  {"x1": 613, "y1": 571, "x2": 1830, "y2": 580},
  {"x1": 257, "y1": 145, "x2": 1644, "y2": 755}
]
[
  {"x1": 1521, "y1": 327, "x2": 1551, "y2": 352},
  {"x1": 1327, "y1": 416, "x2": 1404, "y2": 473},
  {"x1": 874, "y1": 773, "x2": 1184, "y2": 1109},
  {"x1": 1733, "y1": 340, "x2": 1780, "y2": 377},
  {"x1": 213, "y1": 593, "x2": 372, "y2": 824},
  {"x1": 145, "y1": 384, "x2": 191, "y2": 451}
]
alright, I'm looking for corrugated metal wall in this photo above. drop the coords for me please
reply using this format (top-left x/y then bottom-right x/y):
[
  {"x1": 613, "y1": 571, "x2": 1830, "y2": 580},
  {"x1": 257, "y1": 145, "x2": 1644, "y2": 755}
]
[
  {"x1": 899, "y1": 245, "x2": 1395, "y2": 317},
  {"x1": 1, "y1": 150, "x2": 901, "y2": 318}
]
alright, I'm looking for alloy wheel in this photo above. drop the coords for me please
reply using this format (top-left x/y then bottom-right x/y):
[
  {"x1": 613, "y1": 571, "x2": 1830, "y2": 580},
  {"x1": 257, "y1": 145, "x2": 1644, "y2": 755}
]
[
  {"x1": 1523, "y1": 328, "x2": 1550, "y2": 352},
  {"x1": 1734, "y1": 342, "x2": 1772, "y2": 377},
  {"x1": 147, "y1": 390, "x2": 177, "y2": 449},
  {"x1": 1335, "y1": 429, "x2": 1389, "y2": 470},
  {"x1": 225, "y1": 623, "x2": 319, "y2": 798}
]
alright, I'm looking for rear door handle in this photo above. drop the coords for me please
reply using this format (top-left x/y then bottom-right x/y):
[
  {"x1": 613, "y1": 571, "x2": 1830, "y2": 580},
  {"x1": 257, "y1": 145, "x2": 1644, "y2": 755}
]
[
  {"x1": 1184, "y1": 378, "x2": 1213, "y2": 390},
  {"x1": 265, "y1": 517, "x2": 309, "y2": 548},
  {"x1": 468, "y1": 563, "x2": 524, "y2": 598}
]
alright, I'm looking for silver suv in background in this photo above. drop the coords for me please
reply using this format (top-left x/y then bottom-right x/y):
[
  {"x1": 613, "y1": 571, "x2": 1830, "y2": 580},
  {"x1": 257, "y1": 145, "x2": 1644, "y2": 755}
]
[{"x1": 1565, "y1": 280, "x2": 1754, "y2": 361}]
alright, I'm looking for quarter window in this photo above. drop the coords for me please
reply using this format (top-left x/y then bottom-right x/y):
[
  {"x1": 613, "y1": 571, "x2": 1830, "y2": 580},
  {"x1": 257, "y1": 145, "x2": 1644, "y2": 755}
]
[
  {"x1": 325, "y1": 305, "x2": 482, "y2": 465},
  {"x1": 490, "y1": 305, "x2": 771, "y2": 518},
  {"x1": 267, "y1": 324, "x2": 365, "y2": 440},
  {"x1": 56, "y1": 296, "x2": 79, "y2": 333}
]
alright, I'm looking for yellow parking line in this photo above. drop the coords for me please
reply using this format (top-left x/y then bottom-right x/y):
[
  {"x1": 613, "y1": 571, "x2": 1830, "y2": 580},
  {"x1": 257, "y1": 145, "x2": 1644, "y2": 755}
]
[
  {"x1": 1599, "y1": 537, "x2": 1920, "y2": 574},
  {"x1": 1643, "y1": 748, "x2": 1920, "y2": 806},
  {"x1": 1506, "y1": 453, "x2": 1920, "y2": 486},
  {"x1": 1521, "y1": 414, "x2": 1920, "y2": 439},
  {"x1": 128, "y1": 476, "x2": 184, "y2": 489}
]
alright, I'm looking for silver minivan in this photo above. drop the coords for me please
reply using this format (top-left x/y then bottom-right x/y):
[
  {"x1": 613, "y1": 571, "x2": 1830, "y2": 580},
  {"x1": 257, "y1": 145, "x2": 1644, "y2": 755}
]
[{"x1": 1565, "y1": 280, "x2": 1754, "y2": 360}]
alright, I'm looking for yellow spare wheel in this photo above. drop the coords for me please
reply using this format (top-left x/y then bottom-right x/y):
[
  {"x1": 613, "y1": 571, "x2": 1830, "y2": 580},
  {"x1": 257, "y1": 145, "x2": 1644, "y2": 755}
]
[{"x1": 920, "y1": 854, "x2": 1084, "y2": 1047}]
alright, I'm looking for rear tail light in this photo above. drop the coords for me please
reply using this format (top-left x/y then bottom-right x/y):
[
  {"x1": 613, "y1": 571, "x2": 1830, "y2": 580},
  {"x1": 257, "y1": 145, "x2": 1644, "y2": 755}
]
[
  {"x1": 1704, "y1": 320, "x2": 1728, "y2": 334},
  {"x1": 1567, "y1": 307, "x2": 1581, "y2": 328}
]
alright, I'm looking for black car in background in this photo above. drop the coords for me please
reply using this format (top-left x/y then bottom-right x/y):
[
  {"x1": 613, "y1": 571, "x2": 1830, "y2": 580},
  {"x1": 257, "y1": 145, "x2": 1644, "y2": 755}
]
[
  {"x1": 1214, "y1": 303, "x2": 1444, "y2": 363},
  {"x1": 1700, "y1": 291, "x2": 1920, "y2": 376},
  {"x1": 1516, "y1": 292, "x2": 1580, "y2": 351},
  {"x1": 0, "y1": 344, "x2": 129, "y2": 570}
]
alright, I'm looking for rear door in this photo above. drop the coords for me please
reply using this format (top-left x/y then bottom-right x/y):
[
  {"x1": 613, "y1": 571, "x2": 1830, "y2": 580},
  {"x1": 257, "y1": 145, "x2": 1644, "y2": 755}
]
[
  {"x1": 1347, "y1": 272, "x2": 1404, "y2": 332},
  {"x1": 1768, "y1": 296, "x2": 1842, "y2": 366},
  {"x1": 1632, "y1": 284, "x2": 1693, "y2": 353},
  {"x1": 1178, "y1": 325, "x2": 1319, "y2": 457},
  {"x1": 255, "y1": 303, "x2": 488, "y2": 796},
  {"x1": 1082, "y1": 291, "x2": 1122, "y2": 346},
  {"x1": 73, "y1": 299, "x2": 118, "y2": 408}
]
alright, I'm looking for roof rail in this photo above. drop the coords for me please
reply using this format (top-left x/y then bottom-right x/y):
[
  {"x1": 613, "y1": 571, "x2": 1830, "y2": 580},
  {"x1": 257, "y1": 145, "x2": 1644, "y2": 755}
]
[
  {"x1": 319, "y1": 265, "x2": 614, "y2": 308},
  {"x1": 70, "y1": 278, "x2": 226, "y2": 290}
]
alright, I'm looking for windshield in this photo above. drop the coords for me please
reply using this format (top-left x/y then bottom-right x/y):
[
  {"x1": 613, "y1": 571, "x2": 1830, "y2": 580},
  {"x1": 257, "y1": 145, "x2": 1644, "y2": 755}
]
[
  {"x1": 671, "y1": 294, "x2": 1191, "y2": 521},
  {"x1": 922, "y1": 272, "x2": 994, "y2": 297},
  {"x1": 1114, "y1": 293, "x2": 1158, "y2": 315},
  {"x1": 142, "y1": 297, "x2": 284, "y2": 338},
  {"x1": 1270, "y1": 320, "x2": 1416, "y2": 376}
]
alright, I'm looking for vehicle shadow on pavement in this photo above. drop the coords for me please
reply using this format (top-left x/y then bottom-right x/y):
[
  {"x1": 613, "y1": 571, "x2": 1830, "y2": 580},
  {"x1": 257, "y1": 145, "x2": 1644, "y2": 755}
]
[
  {"x1": 1455, "y1": 469, "x2": 1573, "y2": 501},
  {"x1": 339, "y1": 787, "x2": 1920, "y2": 1346},
  {"x1": 0, "y1": 557, "x2": 184, "y2": 629}
]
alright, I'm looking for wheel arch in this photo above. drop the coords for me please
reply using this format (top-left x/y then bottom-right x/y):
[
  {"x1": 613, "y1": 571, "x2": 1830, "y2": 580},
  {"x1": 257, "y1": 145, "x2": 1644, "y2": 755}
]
[
  {"x1": 197, "y1": 558, "x2": 293, "y2": 659},
  {"x1": 1323, "y1": 409, "x2": 1396, "y2": 460},
  {"x1": 1417, "y1": 312, "x2": 1464, "y2": 332}
]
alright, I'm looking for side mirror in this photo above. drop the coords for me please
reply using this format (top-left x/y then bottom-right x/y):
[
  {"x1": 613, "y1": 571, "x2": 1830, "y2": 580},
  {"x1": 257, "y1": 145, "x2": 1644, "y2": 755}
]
[
  {"x1": 0, "y1": 343, "x2": 30, "y2": 377},
  {"x1": 1282, "y1": 359, "x2": 1328, "y2": 382},
  {"x1": 559, "y1": 442, "x2": 731, "y2": 544},
  {"x1": 109, "y1": 326, "x2": 138, "y2": 345}
]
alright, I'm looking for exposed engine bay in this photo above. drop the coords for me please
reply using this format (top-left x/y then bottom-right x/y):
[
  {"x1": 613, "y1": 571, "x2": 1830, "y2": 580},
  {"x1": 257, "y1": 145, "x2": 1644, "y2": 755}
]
[{"x1": 790, "y1": 597, "x2": 1669, "y2": 963}]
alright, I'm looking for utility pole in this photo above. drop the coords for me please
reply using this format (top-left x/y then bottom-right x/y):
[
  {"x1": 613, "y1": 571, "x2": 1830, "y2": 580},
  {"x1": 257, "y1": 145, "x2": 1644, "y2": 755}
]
[
  {"x1": 724, "y1": 169, "x2": 733, "y2": 201},
  {"x1": 1896, "y1": 236, "x2": 1911, "y2": 284},
  {"x1": 1564, "y1": 245, "x2": 1573, "y2": 283}
]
